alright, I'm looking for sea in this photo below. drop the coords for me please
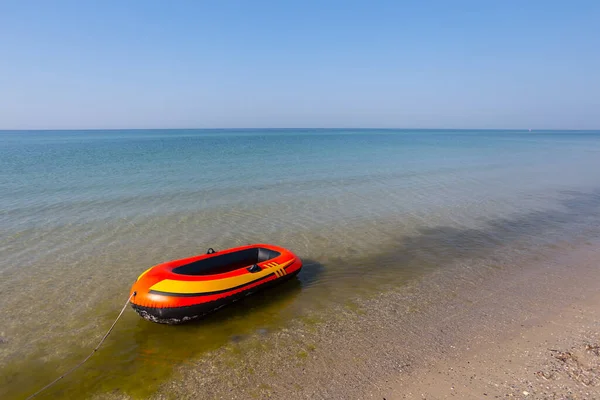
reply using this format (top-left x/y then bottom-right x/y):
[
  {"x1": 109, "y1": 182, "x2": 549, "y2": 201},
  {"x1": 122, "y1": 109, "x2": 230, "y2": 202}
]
[{"x1": 2, "y1": 129, "x2": 600, "y2": 398}]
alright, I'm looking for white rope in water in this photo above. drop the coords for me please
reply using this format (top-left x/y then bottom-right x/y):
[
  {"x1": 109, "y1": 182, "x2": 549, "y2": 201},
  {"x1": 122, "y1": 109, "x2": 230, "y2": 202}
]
[{"x1": 26, "y1": 292, "x2": 136, "y2": 400}]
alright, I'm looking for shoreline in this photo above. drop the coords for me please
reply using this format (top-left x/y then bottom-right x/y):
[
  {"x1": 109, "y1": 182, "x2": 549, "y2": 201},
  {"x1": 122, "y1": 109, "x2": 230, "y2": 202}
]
[
  {"x1": 151, "y1": 237, "x2": 600, "y2": 399},
  {"x1": 389, "y1": 288, "x2": 600, "y2": 399},
  {"x1": 381, "y1": 243, "x2": 600, "y2": 399}
]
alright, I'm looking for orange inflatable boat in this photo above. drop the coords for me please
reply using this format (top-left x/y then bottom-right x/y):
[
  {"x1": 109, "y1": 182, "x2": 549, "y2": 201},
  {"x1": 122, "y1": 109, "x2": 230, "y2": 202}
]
[{"x1": 130, "y1": 244, "x2": 302, "y2": 324}]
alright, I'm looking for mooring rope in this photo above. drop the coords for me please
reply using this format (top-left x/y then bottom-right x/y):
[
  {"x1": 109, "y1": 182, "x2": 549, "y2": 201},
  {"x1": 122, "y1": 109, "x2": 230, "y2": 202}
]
[{"x1": 26, "y1": 292, "x2": 136, "y2": 400}]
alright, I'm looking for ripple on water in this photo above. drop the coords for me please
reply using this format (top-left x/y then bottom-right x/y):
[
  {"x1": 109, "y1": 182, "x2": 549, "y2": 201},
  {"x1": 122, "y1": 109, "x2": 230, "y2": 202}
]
[{"x1": 3, "y1": 130, "x2": 600, "y2": 398}]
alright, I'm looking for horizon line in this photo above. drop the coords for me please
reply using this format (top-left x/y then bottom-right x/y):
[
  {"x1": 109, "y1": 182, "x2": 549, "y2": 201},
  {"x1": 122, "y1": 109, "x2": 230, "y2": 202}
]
[{"x1": 1, "y1": 127, "x2": 599, "y2": 132}]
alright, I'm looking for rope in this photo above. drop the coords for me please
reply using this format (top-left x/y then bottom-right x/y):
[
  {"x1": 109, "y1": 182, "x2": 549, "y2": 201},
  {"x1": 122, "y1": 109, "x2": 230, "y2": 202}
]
[{"x1": 26, "y1": 292, "x2": 136, "y2": 400}]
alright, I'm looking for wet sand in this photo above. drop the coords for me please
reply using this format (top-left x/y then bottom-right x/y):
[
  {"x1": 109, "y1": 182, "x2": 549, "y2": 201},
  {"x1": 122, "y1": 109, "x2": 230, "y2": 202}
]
[
  {"x1": 391, "y1": 288, "x2": 600, "y2": 399},
  {"x1": 147, "y1": 238, "x2": 600, "y2": 400}
]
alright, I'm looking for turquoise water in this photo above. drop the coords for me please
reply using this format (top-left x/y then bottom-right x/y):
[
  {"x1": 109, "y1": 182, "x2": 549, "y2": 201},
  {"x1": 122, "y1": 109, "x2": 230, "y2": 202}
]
[
  {"x1": 3, "y1": 129, "x2": 600, "y2": 229},
  {"x1": 2, "y1": 129, "x2": 600, "y2": 398}
]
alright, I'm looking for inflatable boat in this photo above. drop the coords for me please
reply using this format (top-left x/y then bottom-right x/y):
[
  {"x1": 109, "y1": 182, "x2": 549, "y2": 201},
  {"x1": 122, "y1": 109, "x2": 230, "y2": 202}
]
[{"x1": 130, "y1": 244, "x2": 302, "y2": 324}]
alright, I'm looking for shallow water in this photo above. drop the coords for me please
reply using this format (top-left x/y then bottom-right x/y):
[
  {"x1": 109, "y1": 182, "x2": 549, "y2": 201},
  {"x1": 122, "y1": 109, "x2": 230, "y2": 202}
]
[{"x1": 2, "y1": 129, "x2": 600, "y2": 398}]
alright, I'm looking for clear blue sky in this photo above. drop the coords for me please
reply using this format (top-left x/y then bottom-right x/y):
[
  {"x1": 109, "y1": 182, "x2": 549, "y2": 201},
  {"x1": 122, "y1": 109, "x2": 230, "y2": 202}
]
[{"x1": 1, "y1": 1, "x2": 599, "y2": 129}]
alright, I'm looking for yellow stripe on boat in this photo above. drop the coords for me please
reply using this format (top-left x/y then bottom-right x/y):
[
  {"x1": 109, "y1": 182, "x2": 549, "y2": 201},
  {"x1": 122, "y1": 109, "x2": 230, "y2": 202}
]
[{"x1": 150, "y1": 259, "x2": 294, "y2": 294}]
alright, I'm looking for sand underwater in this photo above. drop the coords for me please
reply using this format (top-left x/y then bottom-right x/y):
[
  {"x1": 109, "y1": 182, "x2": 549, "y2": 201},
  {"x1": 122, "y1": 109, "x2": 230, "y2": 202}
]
[{"x1": 1, "y1": 129, "x2": 600, "y2": 399}]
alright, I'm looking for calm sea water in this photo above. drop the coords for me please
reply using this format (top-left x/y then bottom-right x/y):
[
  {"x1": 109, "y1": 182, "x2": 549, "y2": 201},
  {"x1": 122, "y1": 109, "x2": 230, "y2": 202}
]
[{"x1": 2, "y1": 129, "x2": 600, "y2": 398}]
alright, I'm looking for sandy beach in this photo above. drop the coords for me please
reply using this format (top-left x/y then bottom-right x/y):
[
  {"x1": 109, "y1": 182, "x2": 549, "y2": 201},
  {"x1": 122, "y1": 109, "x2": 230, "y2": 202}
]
[
  {"x1": 385, "y1": 245, "x2": 600, "y2": 400},
  {"x1": 147, "y1": 238, "x2": 600, "y2": 400},
  {"x1": 391, "y1": 289, "x2": 600, "y2": 399}
]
